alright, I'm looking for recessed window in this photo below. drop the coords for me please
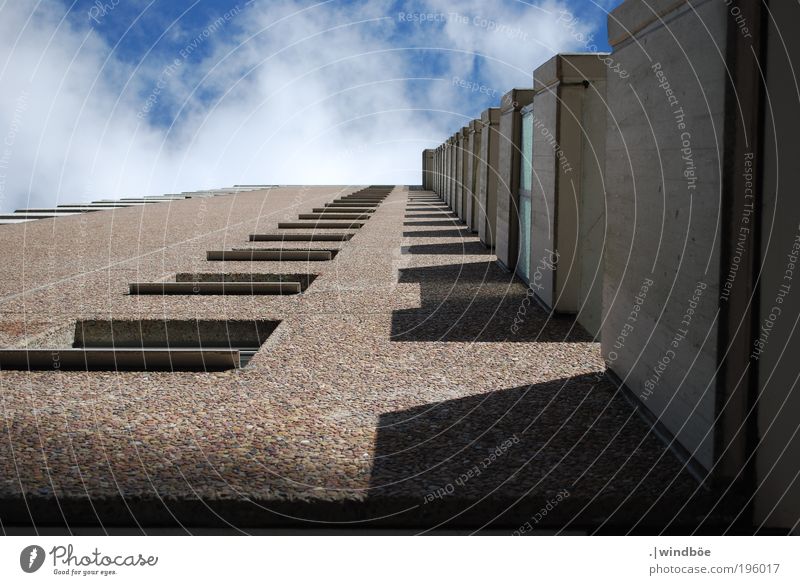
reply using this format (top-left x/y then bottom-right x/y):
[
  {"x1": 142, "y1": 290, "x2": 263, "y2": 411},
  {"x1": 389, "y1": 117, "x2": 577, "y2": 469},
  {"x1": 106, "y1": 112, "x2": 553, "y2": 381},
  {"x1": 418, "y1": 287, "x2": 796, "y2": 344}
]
[
  {"x1": 0, "y1": 319, "x2": 279, "y2": 371},
  {"x1": 129, "y1": 272, "x2": 316, "y2": 295}
]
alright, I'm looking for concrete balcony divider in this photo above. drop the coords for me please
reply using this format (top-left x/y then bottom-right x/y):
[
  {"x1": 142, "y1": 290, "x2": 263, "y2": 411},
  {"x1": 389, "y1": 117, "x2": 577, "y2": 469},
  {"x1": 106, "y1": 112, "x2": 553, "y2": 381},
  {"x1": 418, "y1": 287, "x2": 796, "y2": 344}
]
[
  {"x1": 495, "y1": 89, "x2": 535, "y2": 272},
  {"x1": 465, "y1": 119, "x2": 482, "y2": 232},
  {"x1": 458, "y1": 126, "x2": 471, "y2": 221},
  {"x1": 449, "y1": 134, "x2": 458, "y2": 209},
  {"x1": 529, "y1": 53, "x2": 607, "y2": 339},
  {"x1": 444, "y1": 137, "x2": 454, "y2": 207},
  {"x1": 477, "y1": 108, "x2": 500, "y2": 248},
  {"x1": 422, "y1": 149, "x2": 435, "y2": 190},
  {"x1": 603, "y1": 0, "x2": 771, "y2": 491}
]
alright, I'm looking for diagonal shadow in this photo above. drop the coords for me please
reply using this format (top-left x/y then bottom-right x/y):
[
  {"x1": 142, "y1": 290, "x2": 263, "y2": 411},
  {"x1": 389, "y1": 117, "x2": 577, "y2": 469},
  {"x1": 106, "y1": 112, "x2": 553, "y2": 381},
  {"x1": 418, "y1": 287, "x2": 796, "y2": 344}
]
[
  {"x1": 391, "y1": 261, "x2": 591, "y2": 342},
  {"x1": 401, "y1": 242, "x2": 490, "y2": 255},
  {"x1": 368, "y1": 375, "x2": 744, "y2": 531}
]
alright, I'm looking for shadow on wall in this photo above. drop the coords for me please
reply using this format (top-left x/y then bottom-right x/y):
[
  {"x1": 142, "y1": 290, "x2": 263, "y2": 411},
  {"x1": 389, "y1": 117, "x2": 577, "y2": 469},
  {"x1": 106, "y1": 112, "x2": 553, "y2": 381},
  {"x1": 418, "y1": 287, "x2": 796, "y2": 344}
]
[
  {"x1": 390, "y1": 261, "x2": 592, "y2": 342},
  {"x1": 368, "y1": 374, "x2": 742, "y2": 532}
]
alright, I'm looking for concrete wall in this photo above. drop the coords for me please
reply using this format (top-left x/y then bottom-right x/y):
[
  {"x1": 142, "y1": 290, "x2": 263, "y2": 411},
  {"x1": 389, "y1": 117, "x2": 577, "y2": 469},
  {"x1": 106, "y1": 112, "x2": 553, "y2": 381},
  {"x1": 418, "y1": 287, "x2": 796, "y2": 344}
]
[
  {"x1": 603, "y1": 0, "x2": 729, "y2": 470},
  {"x1": 495, "y1": 89, "x2": 535, "y2": 271},
  {"x1": 755, "y1": 0, "x2": 800, "y2": 531},
  {"x1": 530, "y1": 54, "x2": 607, "y2": 339},
  {"x1": 477, "y1": 108, "x2": 500, "y2": 248}
]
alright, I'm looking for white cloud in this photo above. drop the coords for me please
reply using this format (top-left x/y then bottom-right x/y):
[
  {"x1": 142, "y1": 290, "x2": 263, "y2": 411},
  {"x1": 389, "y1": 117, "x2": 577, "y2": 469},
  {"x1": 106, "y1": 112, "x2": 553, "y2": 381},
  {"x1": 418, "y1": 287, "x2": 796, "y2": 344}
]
[{"x1": 0, "y1": 0, "x2": 594, "y2": 211}]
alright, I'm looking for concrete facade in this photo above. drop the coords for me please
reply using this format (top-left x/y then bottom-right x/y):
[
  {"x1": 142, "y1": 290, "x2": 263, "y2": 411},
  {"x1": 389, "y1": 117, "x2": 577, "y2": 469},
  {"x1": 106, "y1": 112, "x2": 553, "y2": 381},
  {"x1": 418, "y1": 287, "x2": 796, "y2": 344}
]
[
  {"x1": 477, "y1": 108, "x2": 500, "y2": 248},
  {"x1": 1, "y1": 183, "x2": 722, "y2": 531},
  {"x1": 495, "y1": 89, "x2": 535, "y2": 272},
  {"x1": 530, "y1": 54, "x2": 607, "y2": 339}
]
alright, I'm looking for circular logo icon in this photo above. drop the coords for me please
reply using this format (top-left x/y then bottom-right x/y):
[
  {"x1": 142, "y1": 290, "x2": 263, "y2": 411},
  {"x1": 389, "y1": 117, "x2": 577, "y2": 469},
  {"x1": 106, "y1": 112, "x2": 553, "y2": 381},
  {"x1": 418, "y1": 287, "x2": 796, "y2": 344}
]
[{"x1": 20, "y1": 545, "x2": 45, "y2": 573}]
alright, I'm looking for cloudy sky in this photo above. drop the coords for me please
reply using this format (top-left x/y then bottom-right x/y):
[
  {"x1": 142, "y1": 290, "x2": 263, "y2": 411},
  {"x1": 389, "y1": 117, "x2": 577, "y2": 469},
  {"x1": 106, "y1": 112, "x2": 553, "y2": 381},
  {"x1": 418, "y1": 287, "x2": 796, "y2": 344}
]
[{"x1": 0, "y1": 0, "x2": 621, "y2": 211}]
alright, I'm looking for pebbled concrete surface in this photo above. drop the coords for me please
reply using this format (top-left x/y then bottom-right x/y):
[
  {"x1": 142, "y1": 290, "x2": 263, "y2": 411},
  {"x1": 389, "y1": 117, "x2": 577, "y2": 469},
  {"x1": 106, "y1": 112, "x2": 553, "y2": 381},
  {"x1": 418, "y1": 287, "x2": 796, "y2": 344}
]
[{"x1": 0, "y1": 186, "x2": 742, "y2": 533}]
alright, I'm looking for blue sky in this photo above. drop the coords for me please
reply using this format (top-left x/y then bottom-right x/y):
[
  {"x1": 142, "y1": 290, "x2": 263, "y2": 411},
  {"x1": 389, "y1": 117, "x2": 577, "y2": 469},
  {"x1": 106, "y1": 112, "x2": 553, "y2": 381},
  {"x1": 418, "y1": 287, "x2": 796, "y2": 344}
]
[{"x1": 0, "y1": 0, "x2": 623, "y2": 210}]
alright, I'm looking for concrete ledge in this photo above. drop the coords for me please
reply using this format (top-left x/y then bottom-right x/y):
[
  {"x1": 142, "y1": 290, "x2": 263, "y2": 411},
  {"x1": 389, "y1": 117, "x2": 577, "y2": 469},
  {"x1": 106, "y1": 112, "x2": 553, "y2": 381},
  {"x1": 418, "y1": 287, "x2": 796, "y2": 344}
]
[
  {"x1": 15, "y1": 208, "x2": 103, "y2": 213},
  {"x1": 0, "y1": 213, "x2": 79, "y2": 219},
  {"x1": 207, "y1": 249, "x2": 336, "y2": 261},
  {"x1": 298, "y1": 213, "x2": 370, "y2": 220},
  {"x1": 0, "y1": 348, "x2": 241, "y2": 371},
  {"x1": 311, "y1": 208, "x2": 374, "y2": 213},
  {"x1": 249, "y1": 233, "x2": 353, "y2": 242},
  {"x1": 175, "y1": 272, "x2": 317, "y2": 290},
  {"x1": 325, "y1": 203, "x2": 379, "y2": 208},
  {"x1": 128, "y1": 282, "x2": 302, "y2": 295},
  {"x1": 74, "y1": 319, "x2": 279, "y2": 349},
  {"x1": 278, "y1": 222, "x2": 363, "y2": 229}
]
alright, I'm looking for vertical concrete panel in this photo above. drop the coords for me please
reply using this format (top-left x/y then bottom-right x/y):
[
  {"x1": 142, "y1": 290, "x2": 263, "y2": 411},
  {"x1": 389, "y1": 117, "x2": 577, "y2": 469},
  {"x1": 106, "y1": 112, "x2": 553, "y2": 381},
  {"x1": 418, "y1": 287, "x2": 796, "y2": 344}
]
[
  {"x1": 433, "y1": 147, "x2": 440, "y2": 194},
  {"x1": 554, "y1": 84, "x2": 582, "y2": 313},
  {"x1": 465, "y1": 124, "x2": 476, "y2": 228},
  {"x1": 603, "y1": 0, "x2": 728, "y2": 470},
  {"x1": 466, "y1": 120, "x2": 482, "y2": 232},
  {"x1": 445, "y1": 140, "x2": 453, "y2": 205},
  {"x1": 755, "y1": 0, "x2": 800, "y2": 531},
  {"x1": 477, "y1": 108, "x2": 500, "y2": 247},
  {"x1": 449, "y1": 135, "x2": 457, "y2": 209},
  {"x1": 531, "y1": 89, "x2": 558, "y2": 306},
  {"x1": 459, "y1": 127, "x2": 470, "y2": 221},
  {"x1": 529, "y1": 54, "x2": 607, "y2": 340},
  {"x1": 577, "y1": 72, "x2": 607, "y2": 339},
  {"x1": 495, "y1": 89, "x2": 535, "y2": 271},
  {"x1": 422, "y1": 149, "x2": 434, "y2": 190},
  {"x1": 455, "y1": 131, "x2": 465, "y2": 216}
]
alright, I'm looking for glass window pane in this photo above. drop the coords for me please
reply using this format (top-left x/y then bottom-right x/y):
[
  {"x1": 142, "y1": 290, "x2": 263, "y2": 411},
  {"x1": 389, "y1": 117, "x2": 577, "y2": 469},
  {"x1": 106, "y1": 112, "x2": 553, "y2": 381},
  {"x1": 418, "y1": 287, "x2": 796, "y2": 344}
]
[
  {"x1": 520, "y1": 111, "x2": 533, "y2": 195},
  {"x1": 517, "y1": 108, "x2": 534, "y2": 284},
  {"x1": 518, "y1": 195, "x2": 531, "y2": 284}
]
